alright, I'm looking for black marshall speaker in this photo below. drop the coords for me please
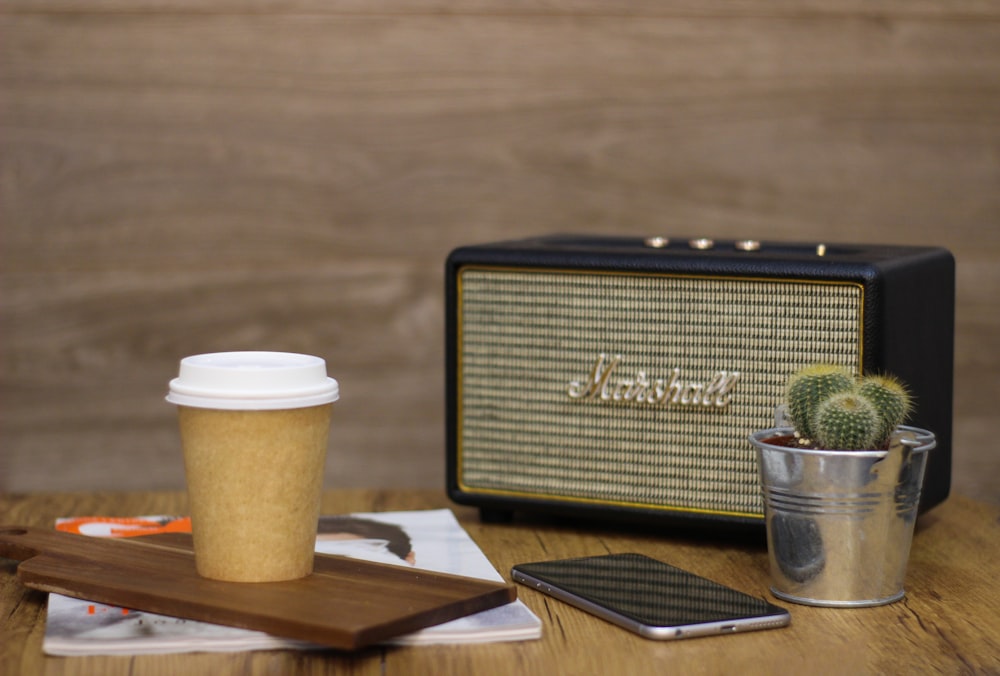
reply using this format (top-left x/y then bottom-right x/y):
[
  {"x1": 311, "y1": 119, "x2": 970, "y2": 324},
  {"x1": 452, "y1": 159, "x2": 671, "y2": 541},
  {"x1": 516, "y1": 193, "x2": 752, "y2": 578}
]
[{"x1": 445, "y1": 235, "x2": 954, "y2": 530}]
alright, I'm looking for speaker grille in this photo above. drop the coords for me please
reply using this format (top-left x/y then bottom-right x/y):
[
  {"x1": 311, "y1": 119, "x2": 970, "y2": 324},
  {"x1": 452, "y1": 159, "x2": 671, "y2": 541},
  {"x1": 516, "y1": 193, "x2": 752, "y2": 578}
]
[{"x1": 456, "y1": 267, "x2": 863, "y2": 519}]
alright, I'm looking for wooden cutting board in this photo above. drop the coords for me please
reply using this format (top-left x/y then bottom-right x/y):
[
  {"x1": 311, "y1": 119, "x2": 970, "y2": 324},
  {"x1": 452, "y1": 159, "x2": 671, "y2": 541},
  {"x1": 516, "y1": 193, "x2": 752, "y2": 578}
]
[{"x1": 0, "y1": 525, "x2": 516, "y2": 650}]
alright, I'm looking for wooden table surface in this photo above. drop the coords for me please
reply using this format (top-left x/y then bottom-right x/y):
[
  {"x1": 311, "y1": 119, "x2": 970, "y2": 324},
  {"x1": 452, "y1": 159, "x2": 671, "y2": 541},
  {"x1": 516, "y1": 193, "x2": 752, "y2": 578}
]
[{"x1": 1, "y1": 489, "x2": 998, "y2": 675}]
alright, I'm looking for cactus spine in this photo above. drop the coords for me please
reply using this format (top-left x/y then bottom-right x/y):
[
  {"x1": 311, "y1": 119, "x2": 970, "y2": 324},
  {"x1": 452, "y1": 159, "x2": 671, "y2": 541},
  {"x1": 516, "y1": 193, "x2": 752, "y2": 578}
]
[
  {"x1": 813, "y1": 392, "x2": 880, "y2": 451},
  {"x1": 857, "y1": 374, "x2": 912, "y2": 445},
  {"x1": 784, "y1": 365, "x2": 914, "y2": 450},
  {"x1": 785, "y1": 364, "x2": 854, "y2": 441}
]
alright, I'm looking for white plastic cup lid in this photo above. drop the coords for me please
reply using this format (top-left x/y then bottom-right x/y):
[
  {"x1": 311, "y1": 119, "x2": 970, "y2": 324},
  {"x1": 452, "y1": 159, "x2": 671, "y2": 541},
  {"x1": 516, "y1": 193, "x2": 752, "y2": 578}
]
[{"x1": 166, "y1": 351, "x2": 340, "y2": 410}]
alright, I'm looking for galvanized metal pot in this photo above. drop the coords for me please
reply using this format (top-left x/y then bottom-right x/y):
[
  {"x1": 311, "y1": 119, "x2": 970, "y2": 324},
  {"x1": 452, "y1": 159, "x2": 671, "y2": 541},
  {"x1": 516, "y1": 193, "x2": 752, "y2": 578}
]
[{"x1": 749, "y1": 426, "x2": 935, "y2": 607}]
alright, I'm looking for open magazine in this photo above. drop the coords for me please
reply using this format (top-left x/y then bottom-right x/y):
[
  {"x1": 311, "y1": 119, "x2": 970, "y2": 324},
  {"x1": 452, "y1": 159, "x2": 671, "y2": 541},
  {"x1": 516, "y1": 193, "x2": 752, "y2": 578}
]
[{"x1": 44, "y1": 509, "x2": 541, "y2": 656}]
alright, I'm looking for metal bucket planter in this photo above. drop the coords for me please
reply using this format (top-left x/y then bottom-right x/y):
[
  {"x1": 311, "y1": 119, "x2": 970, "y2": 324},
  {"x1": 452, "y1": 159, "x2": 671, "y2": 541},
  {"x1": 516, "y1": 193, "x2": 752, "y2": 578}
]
[{"x1": 749, "y1": 426, "x2": 935, "y2": 607}]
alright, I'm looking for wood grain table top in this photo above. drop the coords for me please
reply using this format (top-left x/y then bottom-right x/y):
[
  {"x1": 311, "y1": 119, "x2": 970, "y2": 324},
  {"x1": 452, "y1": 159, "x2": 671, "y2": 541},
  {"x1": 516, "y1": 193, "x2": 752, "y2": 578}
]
[{"x1": 1, "y1": 489, "x2": 998, "y2": 675}]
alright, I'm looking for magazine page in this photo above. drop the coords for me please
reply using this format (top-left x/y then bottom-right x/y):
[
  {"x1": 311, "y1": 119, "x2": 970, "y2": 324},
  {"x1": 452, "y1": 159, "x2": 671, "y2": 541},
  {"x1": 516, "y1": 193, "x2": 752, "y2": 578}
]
[{"x1": 43, "y1": 509, "x2": 541, "y2": 656}]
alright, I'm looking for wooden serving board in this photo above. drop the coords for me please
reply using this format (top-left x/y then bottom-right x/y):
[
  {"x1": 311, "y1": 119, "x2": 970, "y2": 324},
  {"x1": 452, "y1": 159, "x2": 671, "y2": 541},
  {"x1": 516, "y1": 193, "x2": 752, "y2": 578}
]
[{"x1": 0, "y1": 526, "x2": 516, "y2": 650}]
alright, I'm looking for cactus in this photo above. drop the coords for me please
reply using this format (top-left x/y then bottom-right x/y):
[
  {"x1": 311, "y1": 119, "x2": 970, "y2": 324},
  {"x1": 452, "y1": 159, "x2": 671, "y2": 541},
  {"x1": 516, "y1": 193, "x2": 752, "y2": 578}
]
[
  {"x1": 857, "y1": 374, "x2": 912, "y2": 445},
  {"x1": 785, "y1": 364, "x2": 854, "y2": 440},
  {"x1": 782, "y1": 364, "x2": 914, "y2": 450},
  {"x1": 812, "y1": 392, "x2": 881, "y2": 451}
]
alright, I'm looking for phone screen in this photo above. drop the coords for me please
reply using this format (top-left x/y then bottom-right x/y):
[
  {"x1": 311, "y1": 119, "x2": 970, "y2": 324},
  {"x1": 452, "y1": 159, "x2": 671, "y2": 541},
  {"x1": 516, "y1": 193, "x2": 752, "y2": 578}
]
[{"x1": 512, "y1": 553, "x2": 789, "y2": 640}]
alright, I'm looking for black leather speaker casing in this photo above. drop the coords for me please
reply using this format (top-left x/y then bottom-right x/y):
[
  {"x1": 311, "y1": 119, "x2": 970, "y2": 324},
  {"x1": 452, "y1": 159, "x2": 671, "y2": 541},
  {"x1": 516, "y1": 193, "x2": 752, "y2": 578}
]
[{"x1": 445, "y1": 235, "x2": 954, "y2": 530}]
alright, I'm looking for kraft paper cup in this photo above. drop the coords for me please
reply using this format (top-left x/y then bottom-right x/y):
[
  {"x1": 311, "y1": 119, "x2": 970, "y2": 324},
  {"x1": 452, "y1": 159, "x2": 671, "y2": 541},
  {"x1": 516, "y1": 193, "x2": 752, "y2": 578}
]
[{"x1": 167, "y1": 351, "x2": 340, "y2": 582}]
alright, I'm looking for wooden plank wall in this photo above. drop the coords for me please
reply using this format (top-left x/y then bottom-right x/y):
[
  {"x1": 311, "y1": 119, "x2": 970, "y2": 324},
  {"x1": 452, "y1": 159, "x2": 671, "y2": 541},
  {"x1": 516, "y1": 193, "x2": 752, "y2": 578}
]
[{"x1": 2, "y1": 1, "x2": 998, "y2": 503}]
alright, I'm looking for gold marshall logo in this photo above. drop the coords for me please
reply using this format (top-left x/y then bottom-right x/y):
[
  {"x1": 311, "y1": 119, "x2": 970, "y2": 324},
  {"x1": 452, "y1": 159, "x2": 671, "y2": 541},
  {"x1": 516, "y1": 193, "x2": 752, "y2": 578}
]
[{"x1": 568, "y1": 354, "x2": 740, "y2": 408}]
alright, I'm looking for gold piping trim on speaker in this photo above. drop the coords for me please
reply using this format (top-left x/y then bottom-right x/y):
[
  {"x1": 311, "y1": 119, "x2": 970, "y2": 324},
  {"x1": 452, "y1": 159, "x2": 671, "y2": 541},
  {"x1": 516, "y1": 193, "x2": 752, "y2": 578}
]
[
  {"x1": 453, "y1": 264, "x2": 866, "y2": 521},
  {"x1": 458, "y1": 264, "x2": 866, "y2": 311},
  {"x1": 455, "y1": 484, "x2": 766, "y2": 520}
]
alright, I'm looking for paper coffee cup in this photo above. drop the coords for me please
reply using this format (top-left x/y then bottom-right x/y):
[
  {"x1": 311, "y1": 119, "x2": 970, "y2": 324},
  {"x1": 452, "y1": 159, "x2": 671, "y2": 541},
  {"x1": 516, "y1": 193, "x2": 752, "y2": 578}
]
[{"x1": 167, "y1": 352, "x2": 340, "y2": 582}]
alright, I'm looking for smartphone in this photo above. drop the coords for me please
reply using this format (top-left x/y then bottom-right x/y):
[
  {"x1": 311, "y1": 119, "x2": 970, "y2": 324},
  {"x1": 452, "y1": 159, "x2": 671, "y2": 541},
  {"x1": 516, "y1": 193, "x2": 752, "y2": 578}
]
[{"x1": 512, "y1": 553, "x2": 790, "y2": 640}]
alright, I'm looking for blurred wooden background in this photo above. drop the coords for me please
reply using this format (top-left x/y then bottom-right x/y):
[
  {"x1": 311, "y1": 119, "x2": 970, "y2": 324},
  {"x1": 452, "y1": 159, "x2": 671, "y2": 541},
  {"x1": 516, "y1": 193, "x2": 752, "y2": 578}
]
[{"x1": 2, "y1": 1, "x2": 998, "y2": 504}]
